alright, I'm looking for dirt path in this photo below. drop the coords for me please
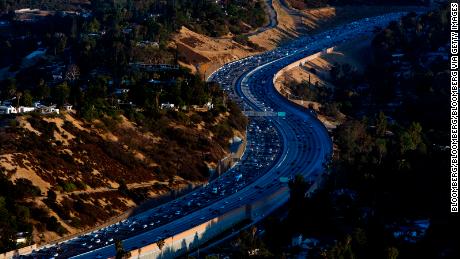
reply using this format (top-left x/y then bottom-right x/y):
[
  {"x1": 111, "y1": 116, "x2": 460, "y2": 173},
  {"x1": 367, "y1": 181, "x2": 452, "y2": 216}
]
[
  {"x1": 63, "y1": 180, "x2": 169, "y2": 196},
  {"x1": 245, "y1": 0, "x2": 278, "y2": 37}
]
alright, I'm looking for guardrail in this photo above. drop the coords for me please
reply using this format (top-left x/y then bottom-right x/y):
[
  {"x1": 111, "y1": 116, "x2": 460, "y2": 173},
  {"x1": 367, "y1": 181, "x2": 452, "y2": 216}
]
[
  {"x1": 121, "y1": 187, "x2": 289, "y2": 259},
  {"x1": 272, "y1": 47, "x2": 335, "y2": 87},
  {"x1": 120, "y1": 45, "x2": 336, "y2": 259}
]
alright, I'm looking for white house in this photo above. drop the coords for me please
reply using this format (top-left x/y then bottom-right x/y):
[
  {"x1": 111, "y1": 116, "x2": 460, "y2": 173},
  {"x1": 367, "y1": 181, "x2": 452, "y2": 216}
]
[
  {"x1": 35, "y1": 103, "x2": 60, "y2": 114},
  {"x1": 160, "y1": 102, "x2": 175, "y2": 110},
  {"x1": 16, "y1": 237, "x2": 27, "y2": 244},
  {"x1": 15, "y1": 232, "x2": 28, "y2": 245},
  {"x1": 204, "y1": 101, "x2": 214, "y2": 110},
  {"x1": 39, "y1": 106, "x2": 59, "y2": 114},
  {"x1": 0, "y1": 105, "x2": 17, "y2": 114},
  {"x1": 18, "y1": 106, "x2": 35, "y2": 113}
]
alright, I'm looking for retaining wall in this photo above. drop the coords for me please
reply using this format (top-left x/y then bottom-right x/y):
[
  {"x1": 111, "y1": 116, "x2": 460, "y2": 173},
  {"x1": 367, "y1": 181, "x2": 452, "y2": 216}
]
[
  {"x1": 124, "y1": 187, "x2": 289, "y2": 259},
  {"x1": 272, "y1": 47, "x2": 335, "y2": 85}
]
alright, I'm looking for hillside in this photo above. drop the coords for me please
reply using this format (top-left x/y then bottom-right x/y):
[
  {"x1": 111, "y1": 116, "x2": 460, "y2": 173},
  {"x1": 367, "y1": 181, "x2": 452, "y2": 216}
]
[
  {"x1": 0, "y1": 103, "x2": 246, "y2": 246},
  {"x1": 173, "y1": 26, "x2": 256, "y2": 77},
  {"x1": 173, "y1": 0, "x2": 425, "y2": 76}
]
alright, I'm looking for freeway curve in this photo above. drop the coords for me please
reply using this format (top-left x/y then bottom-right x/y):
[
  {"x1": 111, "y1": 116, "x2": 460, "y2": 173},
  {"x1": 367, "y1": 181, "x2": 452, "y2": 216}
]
[{"x1": 22, "y1": 12, "x2": 411, "y2": 259}]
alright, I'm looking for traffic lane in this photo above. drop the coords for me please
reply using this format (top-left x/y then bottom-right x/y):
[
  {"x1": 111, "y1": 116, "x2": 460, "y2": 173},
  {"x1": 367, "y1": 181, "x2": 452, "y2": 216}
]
[
  {"x1": 74, "y1": 54, "x2": 325, "y2": 259},
  {"x1": 72, "y1": 125, "x2": 291, "y2": 258}
]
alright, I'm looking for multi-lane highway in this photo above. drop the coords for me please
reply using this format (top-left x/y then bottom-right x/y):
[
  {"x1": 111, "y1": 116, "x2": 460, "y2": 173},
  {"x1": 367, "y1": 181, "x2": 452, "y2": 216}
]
[{"x1": 22, "y1": 12, "x2": 410, "y2": 259}]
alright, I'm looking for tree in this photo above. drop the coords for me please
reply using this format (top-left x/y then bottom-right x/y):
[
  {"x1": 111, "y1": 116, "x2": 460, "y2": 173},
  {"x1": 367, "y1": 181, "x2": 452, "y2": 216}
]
[
  {"x1": 386, "y1": 246, "x2": 399, "y2": 259},
  {"x1": 54, "y1": 82, "x2": 71, "y2": 106},
  {"x1": 0, "y1": 78, "x2": 16, "y2": 100},
  {"x1": 156, "y1": 239, "x2": 165, "y2": 256},
  {"x1": 352, "y1": 228, "x2": 367, "y2": 246},
  {"x1": 65, "y1": 64, "x2": 80, "y2": 82},
  {"x1": 115, "y1": 239, "x2": 131, "y2": 259},
  {"x1": 15, "y1": 205, "x2": 30, "y2": 223},
  {"x1": 374, "y1": 138, "x2": 387, "y2": 165},
  {"x1": 336, "y1": 120, "x2": 372, "y2": 163},
  {"x1": 251, "y1": 226, "x2": 257, "y2": 241},
  {"x1": 376, "y1": 111, "x2": 388, "y2": 137},
  {"x1": 399, "y1": 122, "x2": 423, "y2": 154},
  {"x1": 22, "y1": 90, "x2": 33, "y2": 107},
  {"x1": 288, "y1": 174, "x2": 310, "y2": 217},
  {"x1": 117, "y1": 179, "x2": 128, "y2": 195},
  {"x1": 46, "y1": 190, "x2": 57, "y2": 203},
  {"x1": 15, "y1": 91, "x2": 22, "y2": 108},
  {"x1": 53, "y1": 34, "x2": 68, "y2": 55},
  {"x1": 70, "y1": 17, "x2": 78, "y2": 39},
  {"x1": 36, "y1": 79, "x2": 50, "y2": 100},
  {"x1": 86, "y1": 18, "x2": 100, "y2": 33},
  {"x1": 326, "y1": 235, "x2": 355, "y2": 259}
]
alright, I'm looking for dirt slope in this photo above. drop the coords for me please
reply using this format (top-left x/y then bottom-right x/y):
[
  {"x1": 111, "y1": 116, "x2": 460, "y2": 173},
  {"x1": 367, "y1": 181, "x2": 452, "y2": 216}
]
[
  {"x1": 274, "y1": 35, "x2": 373, "y2": 129},
  {"x1": 0, "y1": 109, "x2": 242, "y2": 244},
  {"x1": 173, "y1": 27, "x2": 256, "y2": 78},
  {"x1": 174, "y1": 0, "x2": 419, "y2": 77}
]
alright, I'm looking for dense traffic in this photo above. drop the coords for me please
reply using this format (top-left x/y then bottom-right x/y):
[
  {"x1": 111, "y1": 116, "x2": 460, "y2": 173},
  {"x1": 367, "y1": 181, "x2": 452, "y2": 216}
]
[{"x1": 23, "y1": 12, "x2": 409, "y2": 259}]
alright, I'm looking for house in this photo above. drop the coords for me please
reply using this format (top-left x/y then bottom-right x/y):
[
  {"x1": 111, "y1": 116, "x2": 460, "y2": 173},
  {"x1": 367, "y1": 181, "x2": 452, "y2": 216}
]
[
  {"x1": 204, "y1": 101, "x2": 214, "y2": 110},
  {"x1": 15, "y1": 232, "x2": 28, "y2": 244},
  {"x1": 62, "y1": 103, "x2": 73, "y2": 111},
  {"x1": 39, "y1": 106, "x2": 59, "y2": 114},
  {"x1": 136, "y1": 41, "x2": 159, "y2": 48},
  {"x1": 0, "y1": 105, "x2": 17, "y2": 114},
  {"x1": 18, "y1": 106, "x2": 35, "y2": 113},
  {"x1": 35, "y1": 103, "x2": 59, "y2": 114},
  {"x1": 248, "y1": 249, "x2": 260, "y2": 256},
  {"x1": 160, "y1": 102, "x2": 175, "y2": 110}
]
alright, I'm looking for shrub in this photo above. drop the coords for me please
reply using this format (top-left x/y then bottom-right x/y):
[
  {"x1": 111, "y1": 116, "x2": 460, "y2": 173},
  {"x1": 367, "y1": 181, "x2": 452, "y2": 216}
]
[
  {"x1": 62, "y1": 182, "x2": 78, "y2": 192},
  {"x1": 45, "y1": 216, "x2": 68, "y2": 235}
]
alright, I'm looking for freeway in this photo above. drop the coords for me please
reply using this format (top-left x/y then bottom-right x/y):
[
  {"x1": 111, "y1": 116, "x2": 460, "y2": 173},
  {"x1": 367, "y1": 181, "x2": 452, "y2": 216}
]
[{"x1": 22, "y1": 12, "x2": 410, "y2": 259}]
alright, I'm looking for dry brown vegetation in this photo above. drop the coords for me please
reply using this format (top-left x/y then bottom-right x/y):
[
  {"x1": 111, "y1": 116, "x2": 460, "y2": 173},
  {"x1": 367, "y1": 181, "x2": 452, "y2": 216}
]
[
  {"x1": 174, "y1": 0, "x2": 416, "y2": 77},
  {"x1": 0, "y1": 108, "x2": 243, "y2": 244},
  {"x1": 274, "y1": 36, "x2": 373, "y2": 130}
]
